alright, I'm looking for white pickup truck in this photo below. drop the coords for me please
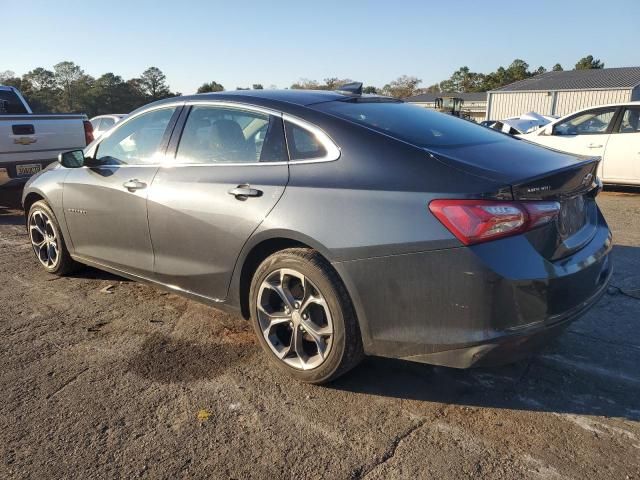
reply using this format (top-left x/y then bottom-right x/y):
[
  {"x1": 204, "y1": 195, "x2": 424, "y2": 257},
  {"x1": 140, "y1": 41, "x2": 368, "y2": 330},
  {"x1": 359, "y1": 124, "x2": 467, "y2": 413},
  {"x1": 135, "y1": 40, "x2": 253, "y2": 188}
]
[{"x1": 0, "y1": 86, "x2": 93, "y2": 188}]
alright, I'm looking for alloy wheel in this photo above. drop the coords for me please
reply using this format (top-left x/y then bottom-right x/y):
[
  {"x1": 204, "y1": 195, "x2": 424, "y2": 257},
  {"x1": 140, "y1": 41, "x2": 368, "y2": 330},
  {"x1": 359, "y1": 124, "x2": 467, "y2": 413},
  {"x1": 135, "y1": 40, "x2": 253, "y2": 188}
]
[
  {"x1": 29, "y1": 210, "x2": 59, "y2": 268},
  {"x1": 257, "y1": 268, "x2": 333, "y2": 370}
]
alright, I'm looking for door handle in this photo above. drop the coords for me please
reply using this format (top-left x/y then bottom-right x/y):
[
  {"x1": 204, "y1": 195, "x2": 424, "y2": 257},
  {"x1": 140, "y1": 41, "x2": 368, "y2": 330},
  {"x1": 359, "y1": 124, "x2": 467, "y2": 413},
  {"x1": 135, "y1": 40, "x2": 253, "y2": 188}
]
[
  {"x1": 587, "y1": 143, "x2": 603, "y2": 148},
  {"x1": 123, "y1": 179, "x2": 147, "y2": 191},
  {"x1": 228, "y1": 184, "x2": 262, "y2": 200}
]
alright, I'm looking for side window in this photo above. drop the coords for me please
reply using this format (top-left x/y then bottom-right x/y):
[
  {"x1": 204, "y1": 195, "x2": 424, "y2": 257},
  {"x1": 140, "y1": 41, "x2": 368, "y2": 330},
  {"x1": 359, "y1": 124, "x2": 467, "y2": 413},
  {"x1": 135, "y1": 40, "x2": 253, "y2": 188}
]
[
  {"x1": 91, "y1": 118, "x2": 103, "y2": 131},
  {"x1": 554, "y1": 108, "x2": 616, "y2": 135},
  {"x1": 175, "y1": 106, "x2": 286, "y2": 164},
  {"x1": 0, "y1": 90, "x2": 28, "y2": 114},
  {"x1": 94, "y1": 107, "x2": 176, "y2": 165},
  {"x1": 618, "y1": 108, "x2": 640, "y2": 133},
  {"x1": 285, "y1": 121, "x2": 327, "y2": 160}
]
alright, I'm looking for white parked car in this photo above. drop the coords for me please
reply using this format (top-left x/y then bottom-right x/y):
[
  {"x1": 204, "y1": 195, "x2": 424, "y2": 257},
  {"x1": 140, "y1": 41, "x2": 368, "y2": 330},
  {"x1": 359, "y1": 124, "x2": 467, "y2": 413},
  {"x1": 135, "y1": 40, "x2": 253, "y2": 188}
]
[
  {"x1": 1, "y1": 86, "x2": 93, "y2": 187},
  {"x1": 491, "y1": 111, "x2": 557, "y2": 135},
  {"x1": 519, "y1": 102, "x2": 640, "y2": 186},
  {"x1": 90, "y1": 114, "x2": 127, "y2": 139}
]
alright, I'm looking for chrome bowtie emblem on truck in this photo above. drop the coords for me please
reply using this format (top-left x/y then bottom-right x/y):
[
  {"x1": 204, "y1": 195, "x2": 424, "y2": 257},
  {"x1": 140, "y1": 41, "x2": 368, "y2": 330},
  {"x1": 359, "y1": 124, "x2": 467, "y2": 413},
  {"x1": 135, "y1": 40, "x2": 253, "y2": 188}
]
[{"x1": 14, "y1": 137, "x2": 37, "y2": 145}]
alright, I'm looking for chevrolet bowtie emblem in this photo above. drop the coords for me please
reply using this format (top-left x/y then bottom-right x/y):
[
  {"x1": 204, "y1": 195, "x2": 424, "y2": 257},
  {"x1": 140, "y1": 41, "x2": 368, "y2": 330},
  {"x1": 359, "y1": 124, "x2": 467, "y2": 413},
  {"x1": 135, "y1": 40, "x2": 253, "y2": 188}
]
[{"x1": 14, "y1": 137, "x2": 37, "y2": 145}]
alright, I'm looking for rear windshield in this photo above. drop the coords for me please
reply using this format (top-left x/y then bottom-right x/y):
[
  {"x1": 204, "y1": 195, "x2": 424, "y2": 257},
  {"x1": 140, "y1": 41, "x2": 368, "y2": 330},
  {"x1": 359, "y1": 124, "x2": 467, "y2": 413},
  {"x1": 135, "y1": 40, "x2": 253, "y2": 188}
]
[
  {"x1": 315, "y1": 100, "x2": 509, "y2": 148},
  {"x1": 0, "y1": 90, "x2": 28, "y2": 114}
]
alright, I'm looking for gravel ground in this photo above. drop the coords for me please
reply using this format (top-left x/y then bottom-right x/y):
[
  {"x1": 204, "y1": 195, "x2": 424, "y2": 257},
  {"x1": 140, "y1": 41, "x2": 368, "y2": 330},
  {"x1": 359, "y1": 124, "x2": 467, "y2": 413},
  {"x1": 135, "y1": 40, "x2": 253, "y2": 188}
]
[{"x1": 1, "y1": 187, "x2": 639, "y2": 479}]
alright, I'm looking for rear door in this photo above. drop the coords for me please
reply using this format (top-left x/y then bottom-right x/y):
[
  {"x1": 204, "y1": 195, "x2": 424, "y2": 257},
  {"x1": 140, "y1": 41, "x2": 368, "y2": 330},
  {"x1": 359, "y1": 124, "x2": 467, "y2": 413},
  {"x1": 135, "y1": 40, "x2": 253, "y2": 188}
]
[
  {"x1": 63, "y1": 105, "x2": 181, "y2": 275},
  {"x1": 147, "y1": 103, "x2": 289, "y2": 301},
  {"x1": 529, "y1": 107, "x2": 617, "y2": 159},
  {"x1": 602, "y1": 106, "x2": 640, "y2": 184}
]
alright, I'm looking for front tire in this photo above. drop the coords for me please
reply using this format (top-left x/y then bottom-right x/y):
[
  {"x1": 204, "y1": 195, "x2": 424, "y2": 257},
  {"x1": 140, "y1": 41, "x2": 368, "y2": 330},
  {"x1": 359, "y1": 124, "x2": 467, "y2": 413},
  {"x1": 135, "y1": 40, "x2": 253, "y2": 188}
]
[
  {"x1": 28, "y1": 200, "x2": 79, "y2": 275},
  {"x1": 249, "y1": 248, "x2": 363, "y2": 384}
]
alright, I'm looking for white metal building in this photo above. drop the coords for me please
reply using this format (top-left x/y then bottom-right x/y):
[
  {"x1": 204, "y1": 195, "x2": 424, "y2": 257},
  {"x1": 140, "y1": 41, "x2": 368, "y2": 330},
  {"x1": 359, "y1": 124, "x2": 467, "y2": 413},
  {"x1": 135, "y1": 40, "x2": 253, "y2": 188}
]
[
  {"x1": 486, "y1": 67, "x2": 640, "y2": 120},
  {"x1": 405, "y1": 92, "x2": 487, "y2": 123}
]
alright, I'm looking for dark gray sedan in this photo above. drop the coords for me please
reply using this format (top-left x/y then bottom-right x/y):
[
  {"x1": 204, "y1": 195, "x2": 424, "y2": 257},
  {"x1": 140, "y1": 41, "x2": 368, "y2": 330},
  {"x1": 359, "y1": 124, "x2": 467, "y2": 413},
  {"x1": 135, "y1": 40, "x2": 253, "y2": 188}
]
[{"x1": 22, "y1": 87, "x2": 612, "y2": 384}]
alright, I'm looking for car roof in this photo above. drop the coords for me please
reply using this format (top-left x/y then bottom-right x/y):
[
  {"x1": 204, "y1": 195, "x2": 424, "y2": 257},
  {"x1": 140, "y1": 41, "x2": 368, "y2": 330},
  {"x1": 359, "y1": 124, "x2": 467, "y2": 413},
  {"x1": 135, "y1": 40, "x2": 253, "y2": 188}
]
[
  {"x1": 192, "y1": 89, "x2": 351, "y2": 106},
  {"x1": 139, "y1": 89, "x2": 393, "y2": 116}
]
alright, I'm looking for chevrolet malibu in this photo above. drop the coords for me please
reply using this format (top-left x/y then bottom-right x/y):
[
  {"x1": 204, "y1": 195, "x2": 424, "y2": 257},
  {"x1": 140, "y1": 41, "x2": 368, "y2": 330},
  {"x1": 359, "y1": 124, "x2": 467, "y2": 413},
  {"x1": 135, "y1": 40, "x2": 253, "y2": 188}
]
[{"x1": 22, "y1": 86, "x2": 612, "y2": 384}]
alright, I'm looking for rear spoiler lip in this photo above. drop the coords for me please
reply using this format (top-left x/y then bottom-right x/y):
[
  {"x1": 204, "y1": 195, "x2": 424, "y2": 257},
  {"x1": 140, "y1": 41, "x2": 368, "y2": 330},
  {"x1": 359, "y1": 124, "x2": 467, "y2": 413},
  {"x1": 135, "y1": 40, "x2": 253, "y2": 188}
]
[{"x1": 510, "y1": 156, "x2": 601, "y2": 201}]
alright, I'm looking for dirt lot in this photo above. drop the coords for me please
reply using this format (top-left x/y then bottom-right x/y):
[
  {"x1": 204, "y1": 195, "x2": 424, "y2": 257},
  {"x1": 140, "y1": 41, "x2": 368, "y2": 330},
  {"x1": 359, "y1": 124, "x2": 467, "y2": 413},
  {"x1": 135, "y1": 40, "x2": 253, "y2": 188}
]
[{"x1": 1, "y1": 187, "x2": 639, "y2": 480}]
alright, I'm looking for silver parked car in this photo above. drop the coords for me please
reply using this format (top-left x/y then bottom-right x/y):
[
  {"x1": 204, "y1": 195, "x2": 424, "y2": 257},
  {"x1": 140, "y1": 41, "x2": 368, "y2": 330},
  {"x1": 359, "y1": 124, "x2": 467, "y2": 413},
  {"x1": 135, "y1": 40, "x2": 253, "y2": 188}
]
[
  {"x1": 23, "y1": 87, "x2": 611, "y2": 384},
  {"x1": 89, "y1": 114, "x2": 127, "y2": 139}
]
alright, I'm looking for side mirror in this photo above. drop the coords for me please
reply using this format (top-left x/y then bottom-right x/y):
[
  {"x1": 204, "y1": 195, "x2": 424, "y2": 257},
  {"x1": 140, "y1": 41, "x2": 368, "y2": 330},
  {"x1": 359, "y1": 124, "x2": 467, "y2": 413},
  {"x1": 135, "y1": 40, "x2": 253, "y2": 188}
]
[{"x1": 58, "y1": 150, "x2": 85, "y2": 168}]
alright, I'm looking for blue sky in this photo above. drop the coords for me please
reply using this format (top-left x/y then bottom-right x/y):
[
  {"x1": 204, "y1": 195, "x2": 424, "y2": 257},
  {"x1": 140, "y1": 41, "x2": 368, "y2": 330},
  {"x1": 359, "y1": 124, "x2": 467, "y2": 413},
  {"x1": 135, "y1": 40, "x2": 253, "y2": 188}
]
[{"x1": 5, "y1": 0, "x2": 640, "y2": 94}]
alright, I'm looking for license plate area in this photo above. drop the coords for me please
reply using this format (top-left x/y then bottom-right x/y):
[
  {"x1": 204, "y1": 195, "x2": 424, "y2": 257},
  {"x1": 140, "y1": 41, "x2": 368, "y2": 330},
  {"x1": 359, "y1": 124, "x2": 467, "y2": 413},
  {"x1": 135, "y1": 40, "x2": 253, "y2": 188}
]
[
  {"x1": 557, "y1": 195, "x2": 586, "y2": 239},
  {"x1": 16, "y1": 163, "x2": 42, "y2": 176}
]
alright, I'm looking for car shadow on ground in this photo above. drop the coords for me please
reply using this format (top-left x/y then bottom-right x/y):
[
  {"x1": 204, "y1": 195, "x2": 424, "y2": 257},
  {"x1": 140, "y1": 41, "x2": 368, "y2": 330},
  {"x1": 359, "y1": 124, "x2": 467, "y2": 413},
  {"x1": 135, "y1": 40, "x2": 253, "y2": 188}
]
[{"x1": 0, "y1": 187, "x2": 25, "y2": 225}]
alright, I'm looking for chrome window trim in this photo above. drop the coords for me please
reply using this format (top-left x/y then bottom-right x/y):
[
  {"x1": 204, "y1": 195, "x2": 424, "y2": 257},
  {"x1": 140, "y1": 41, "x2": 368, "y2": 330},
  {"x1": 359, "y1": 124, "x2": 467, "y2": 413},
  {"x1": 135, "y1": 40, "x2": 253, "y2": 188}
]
[
  {"x1": 85, "y1": 99, "x2": 341, "y2": 168},
  {"x1": 282, "y1": 113, "x2": 341, "y2": 163},
  {"x1": 96, "y1": 101, "x2": 185, "y2": 143}
]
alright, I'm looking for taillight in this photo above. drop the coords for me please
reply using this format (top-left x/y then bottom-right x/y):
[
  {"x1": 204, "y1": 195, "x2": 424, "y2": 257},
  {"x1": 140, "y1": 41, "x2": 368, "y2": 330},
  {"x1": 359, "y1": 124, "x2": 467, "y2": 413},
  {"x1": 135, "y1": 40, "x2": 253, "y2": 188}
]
[
  {"x1": 429, "y1": 199, "x2": 560, "y2": 245},
  {"x1": 83, "y1": 120, "x2": 94, "y2": 146}
]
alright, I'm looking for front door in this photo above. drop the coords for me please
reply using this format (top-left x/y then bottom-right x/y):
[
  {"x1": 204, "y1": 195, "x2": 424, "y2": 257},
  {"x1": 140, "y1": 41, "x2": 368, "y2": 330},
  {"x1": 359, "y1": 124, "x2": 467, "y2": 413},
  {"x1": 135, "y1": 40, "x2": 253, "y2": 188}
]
[
  {"x1": 147, "y1": 103, "x2": 289, "y2": 300},
  {"x1": 63, "y1": 106, "x2": 180, "y2": 275},
  {"x1": 531, "y1": 107, "x2": 617, "y2": 159},
  {"x1": 602, "y1": 106, "x2": 640, "y2": 184}
]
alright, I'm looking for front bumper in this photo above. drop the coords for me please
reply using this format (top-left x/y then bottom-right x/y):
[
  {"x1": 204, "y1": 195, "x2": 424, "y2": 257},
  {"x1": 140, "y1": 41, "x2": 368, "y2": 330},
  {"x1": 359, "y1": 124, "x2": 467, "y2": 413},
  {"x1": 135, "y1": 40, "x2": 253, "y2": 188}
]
[{"x1": 335, "y1": 209, "x2": 612, "y2": 368}]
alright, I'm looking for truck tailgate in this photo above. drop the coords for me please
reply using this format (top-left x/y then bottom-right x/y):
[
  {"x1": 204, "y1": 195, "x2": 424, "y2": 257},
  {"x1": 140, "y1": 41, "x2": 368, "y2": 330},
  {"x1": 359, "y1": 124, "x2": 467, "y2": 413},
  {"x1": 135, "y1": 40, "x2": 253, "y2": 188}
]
[{"x1": 0, "y1": 114, "x2": 87, "y2": 164}]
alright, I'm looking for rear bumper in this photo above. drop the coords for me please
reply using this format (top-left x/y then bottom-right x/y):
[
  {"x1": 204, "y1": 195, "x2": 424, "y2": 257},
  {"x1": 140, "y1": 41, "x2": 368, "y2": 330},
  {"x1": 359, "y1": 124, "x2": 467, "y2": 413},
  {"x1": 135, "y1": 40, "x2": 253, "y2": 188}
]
[
  {"x1": 0, "y1": 159, "x2": 57, "y2": 188},
  {"x1": 400, "y1": 271, "x2": 610, "y2": 368},
  {"x1": 334, "y1": 209, "x2": 612, "y2": 368}
]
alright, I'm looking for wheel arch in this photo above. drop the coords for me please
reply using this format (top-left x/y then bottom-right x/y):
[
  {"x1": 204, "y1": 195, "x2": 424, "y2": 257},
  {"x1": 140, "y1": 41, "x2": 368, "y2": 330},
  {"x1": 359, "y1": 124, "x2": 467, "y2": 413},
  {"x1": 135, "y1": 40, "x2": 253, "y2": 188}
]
[
  {"x1": 23, "y1": 191, "x2": 46, "y2": 222},
  {"x1": 228, "y1": 229, "x2": 372, "y2": 353},
  {"x1": 230, "y1": 230, "x2": 335, "y2": 319}
]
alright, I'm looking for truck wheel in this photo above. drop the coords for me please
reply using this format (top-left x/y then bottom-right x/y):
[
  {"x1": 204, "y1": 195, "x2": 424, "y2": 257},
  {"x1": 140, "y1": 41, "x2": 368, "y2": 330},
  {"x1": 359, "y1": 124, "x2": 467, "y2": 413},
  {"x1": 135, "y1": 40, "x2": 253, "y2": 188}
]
[
  {"x1": 28, "y1": 200, "x2": 79, "y2": 275},
  {"x1": 249, "y1": 248, "x2": 364, "y2": 384}
]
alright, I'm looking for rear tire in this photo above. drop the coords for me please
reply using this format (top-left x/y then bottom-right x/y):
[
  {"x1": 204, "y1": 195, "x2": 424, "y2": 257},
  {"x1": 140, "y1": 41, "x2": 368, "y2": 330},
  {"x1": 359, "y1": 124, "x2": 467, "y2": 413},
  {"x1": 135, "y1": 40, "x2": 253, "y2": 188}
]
[
  {"x1": 249, "y1": 248, "x2": 363, "y2": 384},
  {"x1": 28, "y1": 200, "x2": 80, "y2": 275}
]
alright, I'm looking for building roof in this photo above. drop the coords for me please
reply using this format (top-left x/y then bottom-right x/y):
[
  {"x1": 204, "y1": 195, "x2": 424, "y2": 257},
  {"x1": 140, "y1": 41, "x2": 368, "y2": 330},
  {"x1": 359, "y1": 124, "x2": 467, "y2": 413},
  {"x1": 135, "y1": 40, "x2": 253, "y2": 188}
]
[
  {"x1": 493, "y1": 67, "x2": 640, "y2": 92},
  {"x1": 405, "y1": 92, "x2": 487, "y2": 103}
]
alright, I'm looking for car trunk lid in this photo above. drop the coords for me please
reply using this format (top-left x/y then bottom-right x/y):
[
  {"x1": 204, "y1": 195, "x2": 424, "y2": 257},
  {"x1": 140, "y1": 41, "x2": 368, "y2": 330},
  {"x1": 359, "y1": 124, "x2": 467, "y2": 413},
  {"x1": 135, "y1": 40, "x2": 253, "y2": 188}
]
[{"x1": 427, "y1": 140, "x2": 601, "y2": 260}]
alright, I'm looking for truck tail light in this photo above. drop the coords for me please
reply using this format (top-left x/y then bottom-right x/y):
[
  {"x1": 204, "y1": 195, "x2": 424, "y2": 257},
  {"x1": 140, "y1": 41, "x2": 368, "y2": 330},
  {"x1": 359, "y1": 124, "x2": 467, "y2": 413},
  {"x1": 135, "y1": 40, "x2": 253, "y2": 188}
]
[
  {"x1": 428, "y1": 199, "x2": 560, "y2": 245},
  {"x1": 83, "y1": 120, "x2": 94, "y2": 146}
]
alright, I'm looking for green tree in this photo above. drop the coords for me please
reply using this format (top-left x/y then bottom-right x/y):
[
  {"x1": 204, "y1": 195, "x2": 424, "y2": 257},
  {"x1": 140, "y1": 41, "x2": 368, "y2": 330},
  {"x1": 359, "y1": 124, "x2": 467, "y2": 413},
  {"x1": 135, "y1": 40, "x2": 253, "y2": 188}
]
[
  {"x1": 197, "y1": 81, "x2": 224, "y2": 93},
  {"x1": 575, "y1": 55, "x2": 604, "y2": 70},
  {"x1": 506, "y1": 59, "x2": 530, "y2": 82},
  {"x1": 290, "y1": 78, "x2": 320, "y2": 89},
  {"x1": 533, "y1": 66, "x2": 547, "y2": 76},
  {"x1": 362, "y1": 85, "x2": 378, "y2": 94},
  {"x1": 252, "y1": 84, "x2": 264, "y2": 90},
  {"x1": 138, "y1": 67, "x2": 172, "y2": 100},
  {"x1": 0, "y1": 70, "x2": 22, "y2": 89},
  {"x1": 22, "y1": 68, "x2": 60, "y2": 112},
  {"x1": 552, "y1": 63, "x2": 564, "y2": 72},
  {"x1": 382, "y1": 75, "x2": 422, "y2": 98},
  {"x1": 449, "y1": 66, "x2": 485, "y2": 92},
  {"x1": 53, "y1": 61, "x2": 84, "y2": 111}
]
